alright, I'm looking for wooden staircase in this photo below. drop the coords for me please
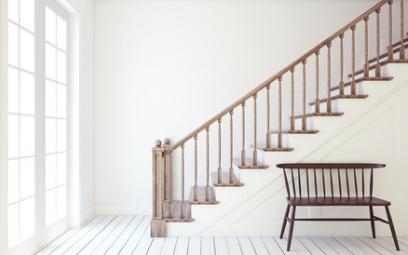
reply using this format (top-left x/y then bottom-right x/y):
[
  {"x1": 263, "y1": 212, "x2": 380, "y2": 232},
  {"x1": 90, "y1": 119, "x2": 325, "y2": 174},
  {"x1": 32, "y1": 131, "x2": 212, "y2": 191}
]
[{"x1": 151, "y1": 0, "x2": 408, "y2": 237}]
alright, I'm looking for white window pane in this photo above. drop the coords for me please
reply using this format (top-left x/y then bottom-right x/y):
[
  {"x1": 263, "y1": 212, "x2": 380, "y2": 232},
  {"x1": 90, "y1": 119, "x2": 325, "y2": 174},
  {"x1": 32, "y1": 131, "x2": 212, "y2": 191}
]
[
  {"x1": 20, "y1": 0, "x2": 35, "y2": 32},
  {"x1": 46, "y1": 154, "x2": 56, "y2": 190},
  {"x1": 8, "y1": 67, "x2": 19, "y2": 113},
  {"x1": 20, "y1": 157, "x2": 35, "y2": 199},
  {"x1": 8, "y1": 0, "x2": 19, "y2": 23},
  {"x1": 46, "y1": 190, "x2": 56, "y2": 226},
  {"x1": 45, "y1": 7, "x2": 56, "y2": 45},
  {"x1": 57, "y1": 154, "x2": 66, "y2": 185},
  {"x1": 8, "y1": 204, "x2": 19, "y2": 248},
  {"x1": 57, "y1": 16, "x2": 66, "y2": 51},
  {"x1": 57, "y1": 84, "x2": 66, "y2": 118},
  {"x1": 20, "y1": 197, "x2": 35, "y2": 240},
  {"x1": 20, "y1": 29, "x2": 34, "y2": 72},
  {"x1": 45, "y1": 80, "x2": 56, "y2": 117},
  {"x1": 57, "y1": 119, "x2": 66, "y2": 152},
  {"x1": 45, "y1": 44, "x2": 56, "y2": 80},
  {"x1": 8, "y1": 22, "x2": 19, "y2": 66},
  {"x1": 8, "y1": 160, "x2": 19, "y2": 204},
  {"x1": 57, "y1": 186, "x2": 67, "y2": 219},
  {"x1": 20, "y1": 72, "x2": 35, "y2": 115},
  {"x1": 57, "y1": 51, "x2": 66, "y2": 83},
  {"x1": 8, "y1": 115, "x2": 19, "y2": 158},
  {"x1": 46, "y1": 118, "x2": 56, "y2": 153},
  {"x1": 20, "y1": 116, "x2": 35, "y2": 157}
]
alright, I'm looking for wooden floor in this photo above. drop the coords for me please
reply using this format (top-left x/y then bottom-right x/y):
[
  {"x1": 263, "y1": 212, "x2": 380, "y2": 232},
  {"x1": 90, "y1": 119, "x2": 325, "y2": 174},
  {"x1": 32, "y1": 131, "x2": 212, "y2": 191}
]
[{"x1": 38, "y1": 215, "x2": 408, "y2": 255}]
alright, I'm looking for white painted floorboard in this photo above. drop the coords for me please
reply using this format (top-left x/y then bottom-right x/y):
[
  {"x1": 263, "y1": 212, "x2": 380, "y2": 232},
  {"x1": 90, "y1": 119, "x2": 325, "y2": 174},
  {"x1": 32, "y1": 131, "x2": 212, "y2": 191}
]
[{"x1": 38, "y1": 215, "x2": 407, "y2": 255}]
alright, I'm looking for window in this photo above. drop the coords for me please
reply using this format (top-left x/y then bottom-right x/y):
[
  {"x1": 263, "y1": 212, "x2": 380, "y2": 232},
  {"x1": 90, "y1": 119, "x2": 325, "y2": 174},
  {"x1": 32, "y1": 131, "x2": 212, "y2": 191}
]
[
  {"x1": 45, "y1": 6, "x2": 68, "y2": 227},
  {"x1": 7, "y1": 0, "x2": 36, "y2": 248},
  {"x1": 7, "y1": 0, "x2": 71, "y2": 250}
]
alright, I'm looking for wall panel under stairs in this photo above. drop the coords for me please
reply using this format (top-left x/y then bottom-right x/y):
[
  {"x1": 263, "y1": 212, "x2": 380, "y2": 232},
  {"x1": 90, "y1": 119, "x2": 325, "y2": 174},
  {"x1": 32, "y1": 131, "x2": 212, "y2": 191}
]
[{"x1": 168, "y1": 63, "x2": 408, "y2": 236}]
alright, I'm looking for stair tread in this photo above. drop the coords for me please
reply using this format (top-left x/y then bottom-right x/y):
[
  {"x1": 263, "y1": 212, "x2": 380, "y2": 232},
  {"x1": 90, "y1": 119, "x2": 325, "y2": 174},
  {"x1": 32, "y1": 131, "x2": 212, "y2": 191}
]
[
  {"x1": 309, "y1": 94, "x2": 368, "y2": 106},
  {"x1": 330, "y1": 76, "x2": 393, "y2": 92},
  {"x1": 294, "y1": 112, "x2": 344, "y2": 119},
  {"x1": 263, "y1": 147, "x2": 295, "y2": 152},
  {"x1": 269, "y1": 130, "x2": 319, "y2": 134},
  {"x1": 237, "y1": 160, "x2": 268, "y2": 169},
  {"x1": 250, "y1": 144, "x2": 295, "y2": 152}
]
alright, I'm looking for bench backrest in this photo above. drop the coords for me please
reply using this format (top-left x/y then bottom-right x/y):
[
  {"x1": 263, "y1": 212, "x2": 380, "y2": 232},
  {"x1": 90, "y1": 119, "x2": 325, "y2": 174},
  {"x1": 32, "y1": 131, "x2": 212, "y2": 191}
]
[{"x1": 276, "y1": 163, "x2": 386, "y2": 199}]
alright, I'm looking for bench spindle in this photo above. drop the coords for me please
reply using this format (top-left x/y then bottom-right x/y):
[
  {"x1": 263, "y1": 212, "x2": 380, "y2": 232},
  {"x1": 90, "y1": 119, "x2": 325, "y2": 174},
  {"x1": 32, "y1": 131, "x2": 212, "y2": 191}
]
[{"x1": 338, "y1": 168, "x2": 342, "y2": 198}]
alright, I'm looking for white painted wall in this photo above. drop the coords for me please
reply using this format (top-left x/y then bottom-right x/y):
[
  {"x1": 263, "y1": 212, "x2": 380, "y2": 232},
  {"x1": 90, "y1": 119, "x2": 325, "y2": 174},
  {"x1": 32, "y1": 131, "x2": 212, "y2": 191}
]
[{"x1": 93, "y1": 0, "x2": 392, "y2": 214}]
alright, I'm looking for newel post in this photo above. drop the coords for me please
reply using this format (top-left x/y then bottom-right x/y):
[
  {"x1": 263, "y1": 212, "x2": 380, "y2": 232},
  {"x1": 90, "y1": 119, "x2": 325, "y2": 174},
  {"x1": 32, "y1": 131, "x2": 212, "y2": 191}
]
[{"x1": 151, "y1": 139, "x2": 167, "y2": 237}]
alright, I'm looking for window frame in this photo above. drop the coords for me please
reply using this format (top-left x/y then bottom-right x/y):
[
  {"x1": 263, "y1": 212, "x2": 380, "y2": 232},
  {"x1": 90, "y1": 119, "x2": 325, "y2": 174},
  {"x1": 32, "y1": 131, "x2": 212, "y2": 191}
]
[{"x1": 2, "y1": 0, "x2": 73, "y2": 254}]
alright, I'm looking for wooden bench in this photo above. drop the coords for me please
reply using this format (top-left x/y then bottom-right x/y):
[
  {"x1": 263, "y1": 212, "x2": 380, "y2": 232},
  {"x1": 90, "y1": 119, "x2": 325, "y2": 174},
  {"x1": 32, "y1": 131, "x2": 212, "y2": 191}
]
[{"x1": 276, "y1": 163, "x2": 399, "y2": 251}]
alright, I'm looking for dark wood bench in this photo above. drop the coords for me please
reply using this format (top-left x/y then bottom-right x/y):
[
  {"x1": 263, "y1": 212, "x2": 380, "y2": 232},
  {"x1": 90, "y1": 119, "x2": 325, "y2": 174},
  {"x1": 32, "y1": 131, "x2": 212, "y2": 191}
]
[{"x1": 276, "y1": 163, "x2": 399, "y2": 251}]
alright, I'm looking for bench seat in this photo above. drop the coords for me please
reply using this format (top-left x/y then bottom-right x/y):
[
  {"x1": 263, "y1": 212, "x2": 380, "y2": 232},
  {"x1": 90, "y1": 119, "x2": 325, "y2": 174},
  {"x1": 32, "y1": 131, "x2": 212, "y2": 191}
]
[{"x1": 288, "y1": 196, "x2": 391, "y2": 206}]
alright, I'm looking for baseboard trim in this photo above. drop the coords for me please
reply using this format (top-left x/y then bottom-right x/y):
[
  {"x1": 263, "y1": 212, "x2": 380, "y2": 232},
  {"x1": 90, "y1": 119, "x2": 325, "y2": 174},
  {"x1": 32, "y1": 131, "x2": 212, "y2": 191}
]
[{"x1": 94, "y1": 204, "x2": 151, "y2": 215}]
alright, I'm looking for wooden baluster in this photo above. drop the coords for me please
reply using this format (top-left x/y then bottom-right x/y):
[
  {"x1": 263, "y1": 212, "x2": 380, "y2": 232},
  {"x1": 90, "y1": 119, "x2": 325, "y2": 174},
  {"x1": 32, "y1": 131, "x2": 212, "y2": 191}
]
[
  {"x1": 205, "y1": 127, "x2": 210, "y2": 201},
  {"x1": 322, "y1": 169, "x2": 326, "y2": 198},
  {"x1": 388, "y1": 0, "x2": 394, "y2": 60},
  {"x1": 297, "y1": 169, "x2": 302, "y2": 198},
  {"x1": 327, "y1": 42, "x2": 332, "y2": 113},
  {"x1": 354, "y1": 168, "x2": 358, "y2": 197},
  {"x1": 217, "y1": 119, "x2": 222, "y2": 184},
  {"x1": 364, "y1": 16, "x2": 370, "y2": 78},
  {"x1": 400, "y1": 0, "x2": 406, "y2": 60},
  {"x1": 302, "y1": 60, "x2": 307, "y2": 130},
  {"x1": 180, "y1": 144, "x2": 185, "y2": 219},
  {"x1": 315, "y1": 51, "x2": 320, "y2": 113},
  {"x1": 338, "y1": 168, "x2": 342, "y2": 198},
  {"x1": 351, "y1": 25, "x2": 357, "y2": 95},
  {"x1": 306, "y1": 169, "x2": 310, "y2": 198},
  {"x1": 346, "y1": 169, "x2": 350, "y2": 198},
  {"x1": 290, "y1": 68, "x2": 295, "y2": 131},
  {"x1": 229, "y1": 110, "x2": 234, "y2": 184},
  {"x1": 278, "y1": 78, "x2": 283, "y2": 148},
  {"x1": 314, "y1": 169, "x2": 318, "y2": 198},
  {"x1": 339, "y1": 33, "x2": 345, "y2": 95},
  {"x1": 330, "y1": 168, "x2": 334, "y2": 198},
  {"x1": 313, "y1": 168, "x2": 319, "y2": 197},
  {"x1": 291, "y1": 168, "x2": 296, "y2": 198},
  {"x1": 194, "y1": 136, "x2": 198, "y2": 201},
  {"x1": 253, "y1": 94, "x2": 258, "y2": 166},
  {"x1": 266, "y1": 85, "x2": 271, "y2": 149},
  {"x1": 376, "y1": 8, "x2": 382, "y2": 77},
  {"x1": 241, "y1": 102, "x2": 246, "y2": 166}
]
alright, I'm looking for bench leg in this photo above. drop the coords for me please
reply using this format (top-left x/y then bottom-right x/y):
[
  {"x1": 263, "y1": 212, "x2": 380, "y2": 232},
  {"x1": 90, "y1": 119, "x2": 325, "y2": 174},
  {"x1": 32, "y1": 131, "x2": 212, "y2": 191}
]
[
  {"x1": 280, "y1": 205, "x2": 290, "y2": 239},
  {"x1": 369, "y1": 206, "x2": 376, "y2": 238},
  {"x1": 287, "y1": 206, "x2": 296, "y2": 251},
  {"x1": 385, "y1": 206, "x2": 400, "y2": 251}
]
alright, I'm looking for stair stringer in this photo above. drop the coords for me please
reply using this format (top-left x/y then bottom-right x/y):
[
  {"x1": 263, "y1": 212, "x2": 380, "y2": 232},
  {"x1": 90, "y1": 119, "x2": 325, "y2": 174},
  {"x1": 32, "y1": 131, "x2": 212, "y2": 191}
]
[{"x1": 167, "y1": 63, "x2": 408, "y2": 236}]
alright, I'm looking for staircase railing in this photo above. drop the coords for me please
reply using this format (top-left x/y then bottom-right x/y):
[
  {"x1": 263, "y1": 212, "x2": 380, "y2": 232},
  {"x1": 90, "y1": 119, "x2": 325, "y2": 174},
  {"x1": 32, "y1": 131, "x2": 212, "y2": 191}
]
[{"x1": 151, "y1": 0, "x2": 407, "y2": 237}]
